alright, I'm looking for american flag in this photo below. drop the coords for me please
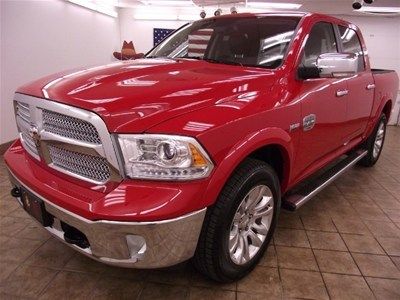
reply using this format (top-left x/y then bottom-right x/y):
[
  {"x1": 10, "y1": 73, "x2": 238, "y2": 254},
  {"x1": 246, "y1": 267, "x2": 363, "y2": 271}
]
[
  {"x1": 153, "y1": 28, "x2": 174, "y2": 46},
  {"x1": 188, "y1": 29, "x2": 213, "y2": 57}
]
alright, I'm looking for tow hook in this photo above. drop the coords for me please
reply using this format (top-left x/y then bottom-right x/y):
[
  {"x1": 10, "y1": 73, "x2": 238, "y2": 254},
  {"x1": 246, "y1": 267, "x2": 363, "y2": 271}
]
[{"x1": 10, "y1": 187, "x2": 22, "y2": 198}]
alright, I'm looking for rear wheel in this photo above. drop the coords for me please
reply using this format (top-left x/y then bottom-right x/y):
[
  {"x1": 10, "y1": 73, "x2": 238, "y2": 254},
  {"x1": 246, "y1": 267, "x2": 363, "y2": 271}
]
[
  {"x1": 193, "y1": 158, "x2": 280, "y2": 282},
  {"x1": 359, "y1": 113, "x2": 387, "y2": 167}
]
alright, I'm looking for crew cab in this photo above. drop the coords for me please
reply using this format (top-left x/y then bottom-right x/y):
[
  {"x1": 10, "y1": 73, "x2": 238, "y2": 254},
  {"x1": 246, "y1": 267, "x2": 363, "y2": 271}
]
[{"x1": 4, "y1": 12, "x2": 399, "y2": 282}]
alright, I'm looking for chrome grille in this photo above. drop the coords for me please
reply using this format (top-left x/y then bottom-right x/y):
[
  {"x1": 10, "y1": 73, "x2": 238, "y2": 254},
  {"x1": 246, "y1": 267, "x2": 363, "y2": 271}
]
[
  {"x1": 15, "y1": 102, "x2": 39, "y2": 157},
  {"x1": 14, "y1": 95, "x2": 121, "y2": 185},
  {"x1": 42, "y1": 109, "x2": 101, "y2": 144},
  {"x1": 48, "y1": 145, "x2": 111, "y2": 183}
]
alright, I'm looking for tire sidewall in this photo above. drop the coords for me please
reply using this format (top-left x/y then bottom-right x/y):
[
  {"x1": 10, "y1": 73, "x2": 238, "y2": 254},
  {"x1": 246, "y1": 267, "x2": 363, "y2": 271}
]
[
  {"x1": 369, "y1": 115, "x2": 387, "y2": 164},
  {"x1": 216, "y1": 166, "x2": 280, "y2": 280}
]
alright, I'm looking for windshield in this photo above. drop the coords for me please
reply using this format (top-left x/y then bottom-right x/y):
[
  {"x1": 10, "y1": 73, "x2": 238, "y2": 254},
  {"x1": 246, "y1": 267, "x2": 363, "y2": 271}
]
[{"x1": 146, "y1": 16, "x2": 300, "y2": 68}]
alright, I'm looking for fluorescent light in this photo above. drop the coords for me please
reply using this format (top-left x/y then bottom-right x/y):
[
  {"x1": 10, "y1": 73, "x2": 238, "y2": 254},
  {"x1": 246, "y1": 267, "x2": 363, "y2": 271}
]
[
  {"x1": 247, "y1": 2, "x2": 302, "y2": 10},
  {"x1": 68, "y1": 0, "x2": 118, "y2": 17},
  {"x1": 140, "y1": 0, "x2": 194, "y2": 7},
  {"x1": 358, "y1": 6, "x2": 400, "y2": 13}
]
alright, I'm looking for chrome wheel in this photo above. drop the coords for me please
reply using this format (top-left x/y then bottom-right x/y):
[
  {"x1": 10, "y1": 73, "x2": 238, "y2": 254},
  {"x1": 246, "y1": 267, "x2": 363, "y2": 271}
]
[
  {"x1": 373, "y1": 122, "x2": 385, "y2": 159},
  {"x1": 228, "y1": 185, "x2": 274, "y2": 265}
]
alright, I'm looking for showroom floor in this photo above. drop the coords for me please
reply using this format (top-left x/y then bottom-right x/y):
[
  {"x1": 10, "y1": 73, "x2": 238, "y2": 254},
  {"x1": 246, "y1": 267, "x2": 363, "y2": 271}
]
[{"x1": 0, "y1": 127, "x2": 399, "y2": 299}]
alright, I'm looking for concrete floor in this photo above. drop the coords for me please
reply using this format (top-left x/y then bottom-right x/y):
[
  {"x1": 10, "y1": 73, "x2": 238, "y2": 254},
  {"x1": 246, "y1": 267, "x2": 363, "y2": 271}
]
[{"x1": 0, "y1": 127, "x2": 399, "y2": 299}]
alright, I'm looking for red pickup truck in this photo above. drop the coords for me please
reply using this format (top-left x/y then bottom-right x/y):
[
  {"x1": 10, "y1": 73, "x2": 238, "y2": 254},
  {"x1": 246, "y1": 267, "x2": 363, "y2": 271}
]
[{"x1": 5, "y1": 12, "x2": 399, "y2": 282}]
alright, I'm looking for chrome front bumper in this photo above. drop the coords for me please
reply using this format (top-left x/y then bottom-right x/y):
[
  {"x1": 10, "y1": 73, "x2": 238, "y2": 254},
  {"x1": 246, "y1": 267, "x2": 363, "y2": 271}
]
[{"x1": 8, "y1": 170, "x2": 206, "y2": 268}]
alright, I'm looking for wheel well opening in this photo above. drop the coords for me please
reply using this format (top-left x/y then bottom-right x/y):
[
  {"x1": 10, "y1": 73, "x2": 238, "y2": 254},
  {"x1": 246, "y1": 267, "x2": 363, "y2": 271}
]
[
  {"x1": 249, "y1": 145, "x2": 285, "y2": 182},
  {"x1": 383, "y1": 100, "x2": 392, "y2": 120}
]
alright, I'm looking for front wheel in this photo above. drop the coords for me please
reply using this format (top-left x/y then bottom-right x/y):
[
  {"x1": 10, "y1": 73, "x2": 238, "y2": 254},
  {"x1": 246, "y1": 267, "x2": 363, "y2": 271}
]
[
  {"x1": 359, "y1": 114, "x2": 387, "y2": 167},
  {"x1": 193, "y1": 158, "x2": 280, "y2": 282}
]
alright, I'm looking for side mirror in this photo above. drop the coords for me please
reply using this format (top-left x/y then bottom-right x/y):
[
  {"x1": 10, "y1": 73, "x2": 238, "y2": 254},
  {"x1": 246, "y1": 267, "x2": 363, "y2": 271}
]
[
  {"x1": 298, "y1": 53, "x2": 358, "y2": 80},
  {"x1": 318, "y1": 53, "x2": 358, "y2": 78}
]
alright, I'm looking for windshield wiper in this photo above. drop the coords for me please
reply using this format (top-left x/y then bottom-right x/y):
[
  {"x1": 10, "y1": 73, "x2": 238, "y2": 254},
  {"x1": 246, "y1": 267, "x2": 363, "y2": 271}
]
[
  {"x1": 173, "y1": 56, "x2": 244, "y2": 66},
  {"x1": 180, "y1": 56, "x2": 242, "y2": 66},
  {"x1": 203, "y1": 58, "x2": 243, "y2": 67},
  {"x1": 179, "y1": 56, "x2": 203, "y2": 60}
]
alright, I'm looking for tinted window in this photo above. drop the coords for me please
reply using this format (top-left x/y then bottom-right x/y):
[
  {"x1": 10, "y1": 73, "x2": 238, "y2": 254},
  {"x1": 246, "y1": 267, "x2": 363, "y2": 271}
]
[
  {"x1": 146, "y1": 17, "x2": 300, "y2": 69},
  {"x1": 338, "y1": 25, "x2": 365, "y2": 72},
  {"x1": 302, "y1": 22, "x2": 337, "y2": 67}
]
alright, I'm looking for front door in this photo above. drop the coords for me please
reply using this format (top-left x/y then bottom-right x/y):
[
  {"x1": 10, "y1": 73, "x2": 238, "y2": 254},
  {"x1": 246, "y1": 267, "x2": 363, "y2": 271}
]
[{"x1": 295, "y1": 22, "x2": 348, "y2": 179}]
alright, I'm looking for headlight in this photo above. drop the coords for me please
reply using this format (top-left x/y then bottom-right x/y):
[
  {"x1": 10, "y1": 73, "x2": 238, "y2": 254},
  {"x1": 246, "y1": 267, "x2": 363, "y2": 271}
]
[{"x1": 117, "y1": 134, "x2": 214, "y2": 180}]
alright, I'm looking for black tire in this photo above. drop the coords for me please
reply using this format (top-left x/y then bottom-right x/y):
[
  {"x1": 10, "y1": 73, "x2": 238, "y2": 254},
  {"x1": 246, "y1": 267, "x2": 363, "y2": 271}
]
[
  {"x1": 193, "y1": 158, "x2": 280, "y2": 282},
  {"x1": 359, "y1": 113, "x2": 387, "y2": 167}
]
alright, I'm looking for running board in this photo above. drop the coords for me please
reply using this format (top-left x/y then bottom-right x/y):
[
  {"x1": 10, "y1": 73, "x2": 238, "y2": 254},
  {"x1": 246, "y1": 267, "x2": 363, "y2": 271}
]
[{"x1": 282, "y1": 150, "x2": 368, "y2": 211}]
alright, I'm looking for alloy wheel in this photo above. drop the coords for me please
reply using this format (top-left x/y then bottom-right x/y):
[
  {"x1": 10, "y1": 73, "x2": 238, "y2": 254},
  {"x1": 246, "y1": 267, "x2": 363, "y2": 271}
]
[
  {"x1": 373, "y1": 121, "x2": 385, "y2": 159},
  {"x1": 228, "y1": 185, "x2": 274, "y2": 265}
]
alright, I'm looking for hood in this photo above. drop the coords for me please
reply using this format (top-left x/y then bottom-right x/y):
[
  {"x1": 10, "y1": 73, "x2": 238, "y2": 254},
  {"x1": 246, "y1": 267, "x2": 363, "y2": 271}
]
[{"x1": 17, "y1": 58, "x2": 278, "y2": 133}]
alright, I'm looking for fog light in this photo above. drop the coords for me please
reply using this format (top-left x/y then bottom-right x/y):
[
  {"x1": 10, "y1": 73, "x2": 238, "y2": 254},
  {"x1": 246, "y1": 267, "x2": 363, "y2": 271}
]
[{"x1": 126, "y1": 235, "x2": 146, "y2": 259}]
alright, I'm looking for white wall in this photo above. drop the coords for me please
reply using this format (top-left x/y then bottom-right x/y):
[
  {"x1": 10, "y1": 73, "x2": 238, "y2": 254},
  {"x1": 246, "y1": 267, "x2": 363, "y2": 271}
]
[
  {"x1": 118, "y1": 8, "x2": 186, "y2": 54},
  {"x1": 0, "y1": 0, "x2": 120, "y2": 144}
]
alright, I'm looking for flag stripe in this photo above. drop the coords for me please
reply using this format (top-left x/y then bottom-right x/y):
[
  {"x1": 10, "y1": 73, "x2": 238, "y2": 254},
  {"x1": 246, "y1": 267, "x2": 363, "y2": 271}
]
[
  {"x1": 188, "y1": 29, "x2": 213, "y2": 57},
  {"x1": 188, "y1": 44, "x2": 208, "y2": 50},
  {"x1": 187, "y1": 39, "x2": 210, "y2": 45}
]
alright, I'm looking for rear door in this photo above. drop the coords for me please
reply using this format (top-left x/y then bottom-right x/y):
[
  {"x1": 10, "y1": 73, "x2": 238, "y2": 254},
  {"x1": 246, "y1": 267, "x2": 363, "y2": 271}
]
[
  {"x1": 337, "y1": 25, "x2": 374, "y2": 142},
  {"x1": 295, "y1": 22, "x2": 348, "y2": 173}
]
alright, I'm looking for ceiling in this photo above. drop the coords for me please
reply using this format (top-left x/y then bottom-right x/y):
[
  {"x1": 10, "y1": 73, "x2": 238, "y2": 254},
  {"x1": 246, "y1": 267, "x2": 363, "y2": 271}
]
[{"x1": 114, "y1": 0, "x2": 400, "y2": 16}]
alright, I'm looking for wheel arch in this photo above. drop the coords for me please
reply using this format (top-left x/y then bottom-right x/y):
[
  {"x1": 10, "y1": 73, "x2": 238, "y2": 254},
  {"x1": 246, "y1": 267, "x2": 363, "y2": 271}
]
[
  {"x1": 248, "y1": 144, "x2": 290, "y2": 190},
  {"x1": 202, "y1": 127, "x2": 294, "y2": 207},
  {"x1": 382, "y1": 99, "x2": 392, "y2": 120}
]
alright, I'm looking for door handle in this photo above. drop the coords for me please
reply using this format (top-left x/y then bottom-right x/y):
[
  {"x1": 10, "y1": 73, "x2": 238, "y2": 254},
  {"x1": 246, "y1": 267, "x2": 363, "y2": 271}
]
[
  {"x1": 336, "y1": 89, "x2": 349, "y2": 97},
  {"x1": 366, "y1": 84, "x2": 376, "y2": 90}
]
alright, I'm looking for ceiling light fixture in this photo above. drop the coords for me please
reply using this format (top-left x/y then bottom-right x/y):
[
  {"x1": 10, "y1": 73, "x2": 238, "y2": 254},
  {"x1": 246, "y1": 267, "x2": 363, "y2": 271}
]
[
  {"x1": 352, "y1": 0, "x2": 362, "y2": 10},
  {"x1": 363, "y1": 0, "x2": 374, "y2": 4},
  {"x1": 246, "y1": 2, "x2": 302, "y2": 10},
  {"x1": 214, "y1": 8, "x2": 222, "y2": 16}
]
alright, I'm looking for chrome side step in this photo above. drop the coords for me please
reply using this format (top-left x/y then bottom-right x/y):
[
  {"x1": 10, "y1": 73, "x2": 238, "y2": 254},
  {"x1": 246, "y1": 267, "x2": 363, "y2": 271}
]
[{"x1": 282, "y1": 150, "x2": 368, "y2": 211}]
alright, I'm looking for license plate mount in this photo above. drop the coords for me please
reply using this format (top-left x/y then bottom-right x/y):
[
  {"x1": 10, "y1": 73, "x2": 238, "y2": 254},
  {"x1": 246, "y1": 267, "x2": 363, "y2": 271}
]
[{"x1": 20, "y1": 188, "x2": 53, "y2": 227}]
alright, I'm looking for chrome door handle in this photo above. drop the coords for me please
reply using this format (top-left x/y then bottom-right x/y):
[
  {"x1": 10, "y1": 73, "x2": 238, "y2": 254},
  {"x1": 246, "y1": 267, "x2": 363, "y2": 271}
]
[
  {"x1": 366, "y1": 84, "x2": 376, "y2": 90},
  {"x1": 336, "y1": 89, "x2": 349, "y2": 97}
]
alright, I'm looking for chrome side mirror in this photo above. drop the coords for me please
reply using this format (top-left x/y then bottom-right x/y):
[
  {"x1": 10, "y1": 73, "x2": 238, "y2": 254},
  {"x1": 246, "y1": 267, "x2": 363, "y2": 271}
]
[
  {"x1": 317, "y1": 53, "x2": 358, "y2": 78},
  {"x1": 298, "y1": 53, "x2": 358, "y2": 80}
]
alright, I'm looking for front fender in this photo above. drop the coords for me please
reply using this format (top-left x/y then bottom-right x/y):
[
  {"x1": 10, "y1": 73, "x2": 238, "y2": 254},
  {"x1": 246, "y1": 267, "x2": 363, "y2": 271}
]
[{"x1": 200, "y1": 127, "x2": 294, "y2": 207}]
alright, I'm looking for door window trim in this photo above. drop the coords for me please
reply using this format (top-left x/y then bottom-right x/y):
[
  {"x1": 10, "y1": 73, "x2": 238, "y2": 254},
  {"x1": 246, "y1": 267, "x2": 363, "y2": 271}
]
[
  {"x1": 334, "y1": 24, "x2": 366, "y2": 73},
  {"x1": 296, "y1": 21, "x2": 339, "y2": 80}
]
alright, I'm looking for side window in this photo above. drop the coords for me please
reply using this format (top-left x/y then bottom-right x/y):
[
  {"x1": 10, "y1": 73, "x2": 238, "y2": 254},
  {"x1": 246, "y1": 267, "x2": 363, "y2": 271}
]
[
  {"x1": 302, "y1": 22, "x2": 337, "y2": 67},
  {"x1": 338, "y1": 26, "x2": 365, "y2": 72}
]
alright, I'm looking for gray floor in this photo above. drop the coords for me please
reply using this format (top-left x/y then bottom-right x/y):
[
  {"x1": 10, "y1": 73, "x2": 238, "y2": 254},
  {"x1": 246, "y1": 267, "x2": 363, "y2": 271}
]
[{"x1": 1, "y1": 127, "x2": 399, "y2": 299}]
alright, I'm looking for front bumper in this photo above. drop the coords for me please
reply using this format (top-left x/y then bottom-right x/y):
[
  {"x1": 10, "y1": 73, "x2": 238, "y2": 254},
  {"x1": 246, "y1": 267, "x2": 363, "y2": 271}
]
[{"x1": 8, "y1": 169, "x2": 206, "y2": 268}]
